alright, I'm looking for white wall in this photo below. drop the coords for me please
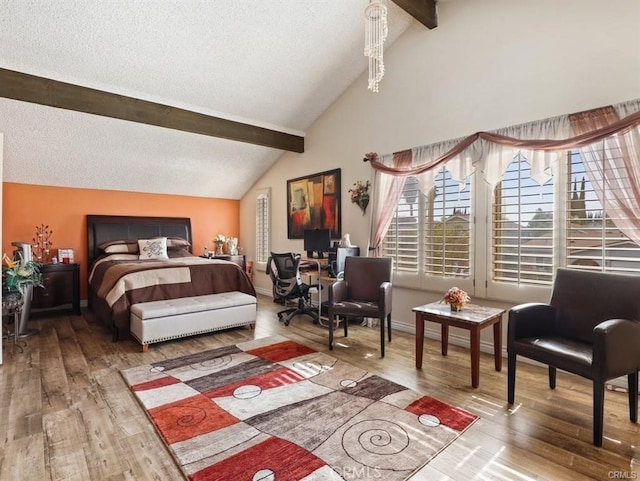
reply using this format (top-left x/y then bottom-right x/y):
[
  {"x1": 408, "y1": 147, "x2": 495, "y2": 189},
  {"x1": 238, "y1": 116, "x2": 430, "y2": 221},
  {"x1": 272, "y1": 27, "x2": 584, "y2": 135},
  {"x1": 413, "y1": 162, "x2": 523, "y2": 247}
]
[{"x1": 240, "y1": 0, "x2": 640, "y2": 350}]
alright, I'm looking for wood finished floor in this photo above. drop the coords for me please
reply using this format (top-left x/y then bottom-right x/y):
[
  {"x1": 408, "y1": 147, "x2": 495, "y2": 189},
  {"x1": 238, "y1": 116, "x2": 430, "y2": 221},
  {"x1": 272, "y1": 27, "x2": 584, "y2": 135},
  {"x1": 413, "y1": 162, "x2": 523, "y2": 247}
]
[{"x1": 1, "y1": 295, "x2": 638, "y2": 481}]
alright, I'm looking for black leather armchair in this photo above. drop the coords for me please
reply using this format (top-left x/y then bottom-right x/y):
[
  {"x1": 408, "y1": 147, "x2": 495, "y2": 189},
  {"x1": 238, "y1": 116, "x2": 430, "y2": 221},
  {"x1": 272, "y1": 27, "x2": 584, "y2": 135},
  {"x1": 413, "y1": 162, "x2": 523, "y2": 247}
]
[
  {"x1": 327, "y1": 256, "x2": 392, "y2": 356},
  {"x1": 266, "y1": 252, "x2": 319, "y2": 325},
  {"x1": 507, "y1": 268, "x2": 640, "y2": 446}
]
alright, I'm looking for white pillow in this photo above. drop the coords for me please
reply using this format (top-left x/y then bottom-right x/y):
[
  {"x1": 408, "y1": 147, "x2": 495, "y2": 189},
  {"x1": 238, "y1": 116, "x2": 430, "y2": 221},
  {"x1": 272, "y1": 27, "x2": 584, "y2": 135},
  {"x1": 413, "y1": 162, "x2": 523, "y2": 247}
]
[{"x1": 138, "y1": 237, "x2": 169, "y2": 260}]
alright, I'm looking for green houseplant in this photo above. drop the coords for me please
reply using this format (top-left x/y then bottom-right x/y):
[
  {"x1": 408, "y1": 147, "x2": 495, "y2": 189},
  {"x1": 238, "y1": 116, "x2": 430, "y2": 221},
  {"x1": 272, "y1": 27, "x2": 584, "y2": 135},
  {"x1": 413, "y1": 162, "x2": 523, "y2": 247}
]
[{"x1": 2, "y1": 252, "x2": 44, "y2": 295}]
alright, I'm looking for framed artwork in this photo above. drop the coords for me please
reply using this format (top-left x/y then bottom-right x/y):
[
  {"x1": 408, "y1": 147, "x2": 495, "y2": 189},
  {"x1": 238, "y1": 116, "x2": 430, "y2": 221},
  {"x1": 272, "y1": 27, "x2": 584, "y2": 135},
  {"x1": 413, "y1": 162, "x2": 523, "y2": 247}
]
[
  {"x1": 287, "y1": 168, "x2": 341, "y2": 239},
  {"x1": 57, "y1": 247, "x2": 75, "y2": 263}
]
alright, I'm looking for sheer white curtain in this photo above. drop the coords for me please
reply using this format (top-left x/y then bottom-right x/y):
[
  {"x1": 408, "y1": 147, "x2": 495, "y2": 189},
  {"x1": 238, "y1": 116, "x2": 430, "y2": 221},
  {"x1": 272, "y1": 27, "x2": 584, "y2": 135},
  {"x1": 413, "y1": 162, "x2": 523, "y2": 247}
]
[
  {"x1": 477, "y1": 115, "x2": 570, "y2": 187},
  {"x1": 571, "y1": 100, "x2": 640, "y2": 245},
  {"x1": 367, "y1": 151, "x2": 411, "y2": 256},
  {"x1": 367, "y1": 141, "x2": 469, "y2": 256},
  {"x1": 366, "y1": 98, "x2": 640, "y2": 252},
  {"x1": 413, "y1": 137, "x2": 472, "y2": 193}
]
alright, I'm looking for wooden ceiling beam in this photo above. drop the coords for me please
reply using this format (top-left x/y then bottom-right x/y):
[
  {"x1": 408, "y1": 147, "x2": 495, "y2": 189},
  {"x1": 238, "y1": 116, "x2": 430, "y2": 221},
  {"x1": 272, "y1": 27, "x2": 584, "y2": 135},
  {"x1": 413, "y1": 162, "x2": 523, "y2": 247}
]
[
  {"x1": 0, "y1": 68, "x2": 305, "y2": 153},
  {"x1": 392, "y1": 0, "x2": 438, "y2": 29}
]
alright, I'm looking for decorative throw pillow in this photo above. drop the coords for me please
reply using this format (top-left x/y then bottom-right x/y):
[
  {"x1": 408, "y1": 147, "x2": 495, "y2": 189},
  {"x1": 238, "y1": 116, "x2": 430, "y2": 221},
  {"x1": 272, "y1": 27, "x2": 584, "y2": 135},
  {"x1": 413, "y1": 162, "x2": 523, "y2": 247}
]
[
  {"x1": 167, "y1": 248, "x2": 192, "y2": 258},
  {"x1": 138, "y1": 237, "x2": 169, "y2": 260},
  {"x1": 165, "y1": 236, "x2": 191, "y2": 250},
  {"x1": 98, "y1": 240, "x2": 140, "y2": 254}
]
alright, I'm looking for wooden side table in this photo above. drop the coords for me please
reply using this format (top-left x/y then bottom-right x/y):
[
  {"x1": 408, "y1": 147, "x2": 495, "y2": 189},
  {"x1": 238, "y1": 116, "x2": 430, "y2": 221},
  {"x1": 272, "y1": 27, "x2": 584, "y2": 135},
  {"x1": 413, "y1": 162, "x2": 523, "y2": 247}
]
[
  {"x1": 31, "y1": 262, "x2": 81, "y2": 315},
  {"x1": 201, "y1": 254, "x2": 246, "y2": 271},
  {"x1": 413, "y1": 302, "x2": 504, "y2": 388}
]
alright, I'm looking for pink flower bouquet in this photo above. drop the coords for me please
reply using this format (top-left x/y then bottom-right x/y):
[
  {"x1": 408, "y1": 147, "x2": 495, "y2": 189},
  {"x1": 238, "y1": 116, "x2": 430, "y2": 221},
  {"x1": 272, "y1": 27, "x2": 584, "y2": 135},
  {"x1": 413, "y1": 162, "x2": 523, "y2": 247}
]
[{"x1": 442, "y1": 287, "x2": 470, "y2": 311}]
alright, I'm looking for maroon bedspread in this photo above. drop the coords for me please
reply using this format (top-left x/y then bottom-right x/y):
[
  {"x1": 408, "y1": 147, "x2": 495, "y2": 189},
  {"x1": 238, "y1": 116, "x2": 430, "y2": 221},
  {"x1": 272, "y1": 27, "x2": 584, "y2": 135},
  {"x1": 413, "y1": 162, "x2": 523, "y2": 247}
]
[{"x1": 88, "y1": 254, "x2": 256, "y2": 337}]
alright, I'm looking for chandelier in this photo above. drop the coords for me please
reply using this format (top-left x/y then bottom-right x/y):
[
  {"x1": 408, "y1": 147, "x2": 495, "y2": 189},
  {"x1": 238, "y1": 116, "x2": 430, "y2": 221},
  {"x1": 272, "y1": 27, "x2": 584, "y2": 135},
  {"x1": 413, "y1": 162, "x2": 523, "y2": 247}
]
[{"x1": 364, "y1": 0, "x2": 388, "y2": 93}]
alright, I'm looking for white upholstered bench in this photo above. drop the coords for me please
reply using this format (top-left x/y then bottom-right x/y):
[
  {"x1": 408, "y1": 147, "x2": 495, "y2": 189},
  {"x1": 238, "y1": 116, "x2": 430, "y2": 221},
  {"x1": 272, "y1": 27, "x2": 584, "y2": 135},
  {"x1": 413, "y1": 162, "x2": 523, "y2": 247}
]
[{"x1": 130, "y1": 291, "x2": 257, "y2": 352}]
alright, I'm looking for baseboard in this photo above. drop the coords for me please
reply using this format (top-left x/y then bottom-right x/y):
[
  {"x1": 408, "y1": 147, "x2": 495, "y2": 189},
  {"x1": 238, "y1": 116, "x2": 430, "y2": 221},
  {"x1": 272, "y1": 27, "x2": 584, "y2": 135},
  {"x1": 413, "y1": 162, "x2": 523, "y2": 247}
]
[
  {"x1": 255, "y1": 286, "x2": 272, "y2": 298},
  {"x1": 254, "y1": 289, "x2": 505, "y2": 357},
  {"x1": 254, "y1": 293, "x2": 637, "y2": 394}
]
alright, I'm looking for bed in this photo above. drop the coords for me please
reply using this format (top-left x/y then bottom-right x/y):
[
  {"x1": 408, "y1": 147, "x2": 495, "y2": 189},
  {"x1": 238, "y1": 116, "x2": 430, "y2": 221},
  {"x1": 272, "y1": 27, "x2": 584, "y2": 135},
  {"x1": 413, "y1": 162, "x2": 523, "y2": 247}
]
[{"x1": 86, "y1": 214, "x2": 256, "y2": 341}]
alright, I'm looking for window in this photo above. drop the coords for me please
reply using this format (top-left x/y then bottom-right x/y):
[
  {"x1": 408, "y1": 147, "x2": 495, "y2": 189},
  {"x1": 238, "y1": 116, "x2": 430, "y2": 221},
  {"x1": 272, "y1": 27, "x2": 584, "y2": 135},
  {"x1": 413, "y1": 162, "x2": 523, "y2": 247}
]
[
  {"x1": 426, "y1": 170, "x2": 471, "y2": 278},
  {"x1": 492, "y1": 154, "x2": 554, "y2": 286},
  {"x1": 381, "y1": 150, "x2": 640, "y2": 301},
  {"x1": 255, "y1": 188, "x2": 270, "y2": 265},
  {"x1": 492, "y1": 150, "x2": 640, "y2": 288},
  {"x1": 383, "y1": 167, "x2": 472, "y2": 281},
  {"x1": 566, "y1": 151, "x2": 640, "y2": 274},
  {"x1": 383, "y1": 177, "x2": 420, "y2": 274}
]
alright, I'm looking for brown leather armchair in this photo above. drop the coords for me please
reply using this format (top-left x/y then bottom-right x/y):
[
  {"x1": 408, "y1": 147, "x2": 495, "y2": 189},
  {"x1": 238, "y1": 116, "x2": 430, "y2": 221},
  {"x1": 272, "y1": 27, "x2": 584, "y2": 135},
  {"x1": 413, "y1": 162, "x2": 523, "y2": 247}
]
[
  {"x1": 326, "y1": 256, "x2": 392, "y2": 357},
  {"x1": 507, "y1": 268, "x2": 640, "y2": 446}
]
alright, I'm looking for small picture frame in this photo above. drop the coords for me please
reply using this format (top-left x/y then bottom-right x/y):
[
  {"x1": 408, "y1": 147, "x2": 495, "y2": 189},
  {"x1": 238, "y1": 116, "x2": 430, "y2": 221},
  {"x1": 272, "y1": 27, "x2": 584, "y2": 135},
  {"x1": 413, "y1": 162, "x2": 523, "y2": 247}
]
[{"x1": 58, "y1": 248, "x2": 75, "y2": 264}]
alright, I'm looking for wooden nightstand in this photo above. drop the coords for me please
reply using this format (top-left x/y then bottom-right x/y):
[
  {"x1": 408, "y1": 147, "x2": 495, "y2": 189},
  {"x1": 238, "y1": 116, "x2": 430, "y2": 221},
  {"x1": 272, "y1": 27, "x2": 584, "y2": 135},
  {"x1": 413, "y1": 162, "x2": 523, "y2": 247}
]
[
  {"x1": 31, "y1": 263, "x2": 81, "y2": 315},
  {"x1": 201, "y1": 255, "x2": 246, "y2": 271}
]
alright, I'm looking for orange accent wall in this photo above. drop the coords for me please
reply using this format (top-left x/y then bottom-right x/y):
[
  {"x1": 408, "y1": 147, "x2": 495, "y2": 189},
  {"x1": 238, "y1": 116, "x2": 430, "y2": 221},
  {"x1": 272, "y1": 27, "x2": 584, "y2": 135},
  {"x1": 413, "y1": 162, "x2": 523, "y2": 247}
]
[{"x1": 2, "y1": 182, "x2": 241, "y2": 300}]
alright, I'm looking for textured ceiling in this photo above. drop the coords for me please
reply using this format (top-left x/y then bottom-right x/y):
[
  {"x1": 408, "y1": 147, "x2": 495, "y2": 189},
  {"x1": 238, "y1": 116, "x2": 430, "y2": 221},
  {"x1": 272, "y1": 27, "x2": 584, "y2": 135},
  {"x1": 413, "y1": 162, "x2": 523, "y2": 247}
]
[{"x1": 0, "y1": 1, "x2": 414, "y2": 199}]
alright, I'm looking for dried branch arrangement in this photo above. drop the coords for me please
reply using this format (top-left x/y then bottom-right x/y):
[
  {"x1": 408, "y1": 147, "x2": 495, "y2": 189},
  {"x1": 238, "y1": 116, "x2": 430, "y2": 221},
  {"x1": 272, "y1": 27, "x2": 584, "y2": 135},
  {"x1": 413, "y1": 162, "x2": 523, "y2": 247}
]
[{"x1": 33, "y1": 224, "x2": 53, "y2": 263}]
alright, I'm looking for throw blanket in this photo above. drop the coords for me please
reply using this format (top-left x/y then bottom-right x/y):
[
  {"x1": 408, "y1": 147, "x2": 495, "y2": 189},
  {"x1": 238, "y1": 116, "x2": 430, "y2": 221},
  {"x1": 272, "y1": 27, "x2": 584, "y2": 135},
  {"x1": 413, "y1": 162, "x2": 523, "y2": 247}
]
[{"x1": 89, "y1": 254, "x2": 256, "y2": 335}]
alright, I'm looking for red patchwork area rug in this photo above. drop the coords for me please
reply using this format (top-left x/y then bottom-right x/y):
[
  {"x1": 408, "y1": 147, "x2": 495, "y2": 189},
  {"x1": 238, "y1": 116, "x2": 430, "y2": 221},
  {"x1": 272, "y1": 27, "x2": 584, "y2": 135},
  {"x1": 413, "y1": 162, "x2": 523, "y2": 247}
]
[{"x1": 120, "y1": 335, "x2": 478, "y2": 481}]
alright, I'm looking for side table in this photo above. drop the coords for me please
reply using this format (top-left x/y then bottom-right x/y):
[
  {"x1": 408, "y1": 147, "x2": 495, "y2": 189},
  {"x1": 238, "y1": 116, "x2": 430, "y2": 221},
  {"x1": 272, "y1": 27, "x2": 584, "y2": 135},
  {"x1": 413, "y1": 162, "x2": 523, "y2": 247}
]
[
  {"x1": 31, "y1": 262, "x2": 81, "y2": 315},
  {"x1": 201, "y1": 254, "x2": 246, "y2": 271},
  {"x1": 413, "y1": 302, "x2": 504, "y2": 388}
]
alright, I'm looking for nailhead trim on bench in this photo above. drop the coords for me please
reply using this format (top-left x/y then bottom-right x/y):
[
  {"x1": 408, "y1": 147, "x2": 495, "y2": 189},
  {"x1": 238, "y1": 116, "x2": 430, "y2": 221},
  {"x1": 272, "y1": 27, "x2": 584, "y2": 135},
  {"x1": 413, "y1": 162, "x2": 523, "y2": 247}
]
[{"x1": 130, "y1": 292, "x2": 257, "y2": 351}]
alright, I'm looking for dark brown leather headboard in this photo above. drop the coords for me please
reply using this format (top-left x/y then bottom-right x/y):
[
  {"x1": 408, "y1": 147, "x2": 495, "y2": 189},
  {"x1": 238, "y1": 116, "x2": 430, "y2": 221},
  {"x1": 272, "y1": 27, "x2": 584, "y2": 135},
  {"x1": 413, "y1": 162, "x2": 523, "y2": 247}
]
[{"x1": 86, "y1": 215, "x2": 192, "y2": 268}]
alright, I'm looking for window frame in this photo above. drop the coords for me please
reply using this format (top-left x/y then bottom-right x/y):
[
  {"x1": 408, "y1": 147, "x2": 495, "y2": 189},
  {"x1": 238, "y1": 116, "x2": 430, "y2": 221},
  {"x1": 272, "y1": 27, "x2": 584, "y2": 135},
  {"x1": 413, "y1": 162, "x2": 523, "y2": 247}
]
[
  {"x1": 382, "y1": 149, "x2": 640, "y2": 305},
  {"x1": 384, "y1": 169, "x2": 474, "y2": 295},
  {"x1": 255, "y1": 187, "x2": 271, "y2": 270},
  {"x1": 484, "y1": 156, "x2": 560, "y2": 304}
]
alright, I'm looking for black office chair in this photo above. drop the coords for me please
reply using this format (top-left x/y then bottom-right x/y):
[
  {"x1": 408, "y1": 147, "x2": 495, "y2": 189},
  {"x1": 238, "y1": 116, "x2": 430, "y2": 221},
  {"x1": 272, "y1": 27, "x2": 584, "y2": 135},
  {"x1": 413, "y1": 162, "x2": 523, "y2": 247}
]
[{"x1": 266, "y1": 252, "x2": 319, "y2": 325}]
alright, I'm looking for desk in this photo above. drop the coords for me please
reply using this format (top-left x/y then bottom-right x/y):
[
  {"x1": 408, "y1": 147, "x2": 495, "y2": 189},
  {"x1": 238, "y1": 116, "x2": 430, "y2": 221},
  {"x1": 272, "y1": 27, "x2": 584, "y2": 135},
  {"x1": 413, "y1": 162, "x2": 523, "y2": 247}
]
[
  {"x1": 413, "y1": 302, "x2": 504, "y2": 388},
  {"x1": 300, "y1": 257, "x2": 328, "y2": 271},
  {"x1": 300, "y1": 258, "x2": 328, "y2": 322}
]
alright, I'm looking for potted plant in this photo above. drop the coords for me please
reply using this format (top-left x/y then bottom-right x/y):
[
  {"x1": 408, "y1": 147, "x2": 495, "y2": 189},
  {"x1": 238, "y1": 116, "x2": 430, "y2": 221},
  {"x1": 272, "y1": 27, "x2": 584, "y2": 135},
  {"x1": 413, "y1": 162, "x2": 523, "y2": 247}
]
[{"x1": 2, "y1": 252, "x2": 44, "y2": 297}]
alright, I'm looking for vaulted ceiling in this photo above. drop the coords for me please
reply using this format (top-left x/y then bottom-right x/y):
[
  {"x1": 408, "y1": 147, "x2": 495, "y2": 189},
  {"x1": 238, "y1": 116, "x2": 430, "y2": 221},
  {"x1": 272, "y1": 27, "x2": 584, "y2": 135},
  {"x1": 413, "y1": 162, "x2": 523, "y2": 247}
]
[{"x1": 0, "y1": 1, "x2": 436, "y2": 199}]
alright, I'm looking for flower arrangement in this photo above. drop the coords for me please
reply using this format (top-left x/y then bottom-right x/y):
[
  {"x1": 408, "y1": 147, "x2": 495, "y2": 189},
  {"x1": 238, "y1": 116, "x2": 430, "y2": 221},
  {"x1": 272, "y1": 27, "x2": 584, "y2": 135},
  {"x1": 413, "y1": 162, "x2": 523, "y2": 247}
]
[
  {"x1": 2, "y1": 252, "x2": 43, "y2": 295},
  {"x1": 349, "y1": 180, "x2": 371, "y2": 214},
  {"x1": 442, "y1": 286, "x2": 470, "y2": 311},
  {"x1": 214, "y1": 234, "x2": 226, "y2": 255}
]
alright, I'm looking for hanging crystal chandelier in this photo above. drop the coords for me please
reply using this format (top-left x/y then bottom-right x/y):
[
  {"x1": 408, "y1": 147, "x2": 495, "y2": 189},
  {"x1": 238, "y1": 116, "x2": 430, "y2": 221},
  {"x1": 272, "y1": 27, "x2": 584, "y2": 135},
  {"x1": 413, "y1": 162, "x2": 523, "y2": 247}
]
[{"x1": 364, "y1": 0, "x2": 388, "y2": 93}]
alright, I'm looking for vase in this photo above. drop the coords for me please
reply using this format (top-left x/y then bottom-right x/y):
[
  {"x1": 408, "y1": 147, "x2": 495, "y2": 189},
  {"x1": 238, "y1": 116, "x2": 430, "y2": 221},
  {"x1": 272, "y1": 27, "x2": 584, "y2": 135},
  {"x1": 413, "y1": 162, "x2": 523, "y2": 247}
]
[
  {"x1": 215, "y1": 244, "x2": 224, "y2": 256},
  {"x1": 2, "y1": 287, "x2": 22, "y2": 307},
  {"x1": 450, "y1": 304, "x2": 462, "y2": 312},
  {"x1": 357, "y1": 198, "x2": 369, "y2": 215},
  {"x1": 226, "y1": 238, "x2": 238, "y2": 256},
  {"x1": 3, "y1": 285, "x2": 37, "y2": 336}
]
